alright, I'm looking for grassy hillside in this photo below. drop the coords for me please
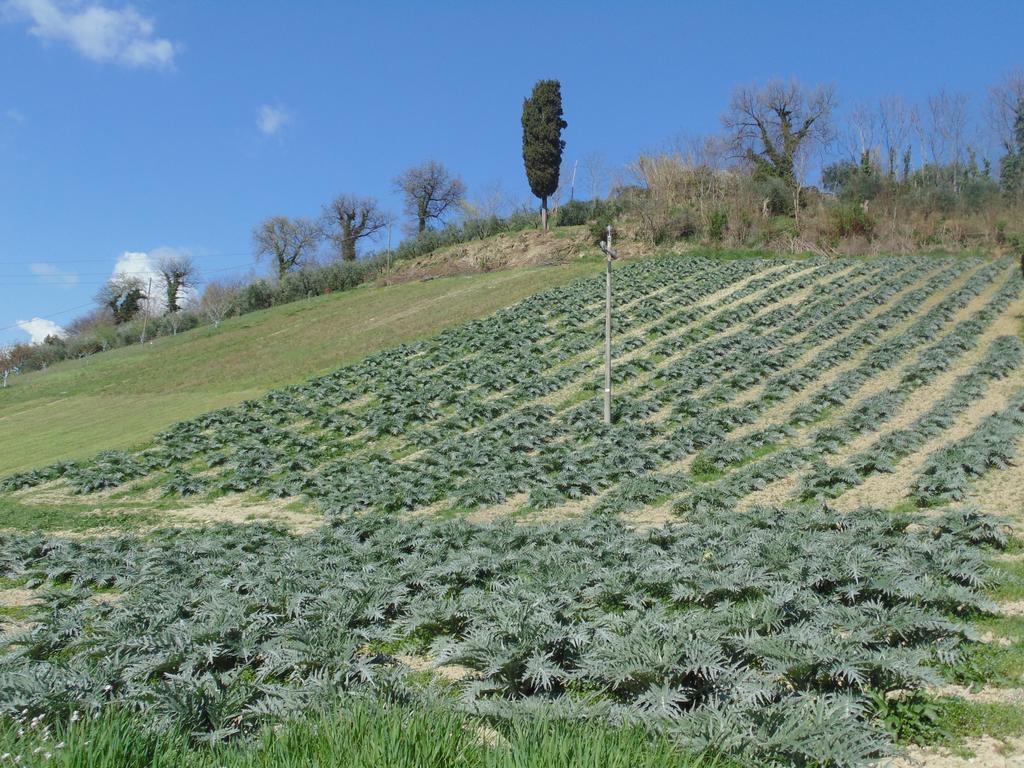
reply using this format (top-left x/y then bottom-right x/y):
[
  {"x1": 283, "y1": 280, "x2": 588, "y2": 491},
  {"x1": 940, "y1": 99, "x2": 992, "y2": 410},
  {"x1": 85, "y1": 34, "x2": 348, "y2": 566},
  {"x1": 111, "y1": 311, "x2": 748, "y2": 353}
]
[{"x1": 0, "y1": 258, "x2": 605, "y2": 474}]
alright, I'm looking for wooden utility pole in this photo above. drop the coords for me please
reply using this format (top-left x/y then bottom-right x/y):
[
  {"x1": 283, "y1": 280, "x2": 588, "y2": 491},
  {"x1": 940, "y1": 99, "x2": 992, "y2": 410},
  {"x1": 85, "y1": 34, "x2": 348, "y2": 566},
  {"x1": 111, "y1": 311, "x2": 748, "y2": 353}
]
[
  {"x1": 599, "y1": 224, "x2": 617, "y2": 425},
  {"x1": 140, "y1": 277, "x2": 153, "y2": 344}
]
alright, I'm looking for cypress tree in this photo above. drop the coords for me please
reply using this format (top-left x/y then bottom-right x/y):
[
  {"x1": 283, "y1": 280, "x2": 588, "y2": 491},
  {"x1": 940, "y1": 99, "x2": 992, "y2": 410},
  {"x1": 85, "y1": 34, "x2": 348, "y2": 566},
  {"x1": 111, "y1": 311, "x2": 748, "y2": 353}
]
[{"x1": 522, "y1": 80, "x2": 567, "y2": 231}]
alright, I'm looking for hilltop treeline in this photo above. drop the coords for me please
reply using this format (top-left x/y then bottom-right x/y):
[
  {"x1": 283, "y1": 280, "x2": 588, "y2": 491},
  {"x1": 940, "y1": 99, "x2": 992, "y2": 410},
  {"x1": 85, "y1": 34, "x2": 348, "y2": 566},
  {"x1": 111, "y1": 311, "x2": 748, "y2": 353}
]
[{"x1": 3, "y1": 73, "x2": 1023, "y2": 382}]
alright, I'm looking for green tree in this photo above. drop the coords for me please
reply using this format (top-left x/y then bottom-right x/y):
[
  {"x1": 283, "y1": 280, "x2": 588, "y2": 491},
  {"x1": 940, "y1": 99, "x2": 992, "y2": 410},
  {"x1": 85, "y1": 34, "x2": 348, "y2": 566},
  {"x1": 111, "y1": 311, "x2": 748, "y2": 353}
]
[
  {"x1": 522, "y1": 79, "x2": 567, "y2": 231},
  {"x1": 999, "y1": 96, "x2": 1024, "y2": 201},
  {"x1": 156, "y1": 252, "x2": 198, "y2": 313},
  {"x1": 96, "y1": 275, "x2": 147, "y2": 325}
]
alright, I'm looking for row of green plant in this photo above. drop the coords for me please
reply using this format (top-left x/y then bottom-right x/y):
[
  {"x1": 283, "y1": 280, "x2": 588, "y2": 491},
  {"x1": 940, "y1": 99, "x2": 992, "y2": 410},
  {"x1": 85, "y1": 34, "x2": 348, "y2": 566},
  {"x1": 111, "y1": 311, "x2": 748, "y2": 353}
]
[
  {"x1": 0, "y1": 504, "x2": 1010, "y2": 766},
  {"x1": 11, "y1": 256, "x2": 1020, "y2": 524},
  {"x1": 4, "y1": 256, "x2": 847, "y2": 505},
  {"x1": 794, "y1": 275, "x2": 1024, "y2": 501}
]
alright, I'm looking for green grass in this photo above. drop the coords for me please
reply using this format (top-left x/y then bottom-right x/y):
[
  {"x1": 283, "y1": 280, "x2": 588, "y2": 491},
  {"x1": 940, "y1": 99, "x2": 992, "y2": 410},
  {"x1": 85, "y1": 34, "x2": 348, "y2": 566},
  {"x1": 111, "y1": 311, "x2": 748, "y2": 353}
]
[
  {"x1": 990, "y1": 559, "x2": 1024, "y2": 602},
  {"x1": 0, "y1": 703, "x2": 722, "y2": 768},
  {"x1": 0, "y1": 495, "x2": 166, "y2": 532},
  {"x1": 874, "y1": 693, "x2": 1024, "y2": 748},
  {"x1": 945, "y1": 627, "x2": 1024, "y2": 688},
  {"x1": 0, "y1": 260, "x2": 608, "y2": 475},
  {"x1": 942, "y1": 561, "x2": 1024, "y2": 688},
  {"x1": 935, "y1": 697, "x2": 1024, "y2": 742},
  {"x1": 0, "y1": 605, "x2": 32, "y2": 620}
]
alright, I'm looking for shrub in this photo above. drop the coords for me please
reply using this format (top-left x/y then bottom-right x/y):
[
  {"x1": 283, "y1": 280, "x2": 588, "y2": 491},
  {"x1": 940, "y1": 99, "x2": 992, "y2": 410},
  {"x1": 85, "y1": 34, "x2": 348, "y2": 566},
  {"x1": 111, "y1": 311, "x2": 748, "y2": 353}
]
[
  {"x1": 555, "y1": 199, "x2": 592, "y2": 226},
  {"x1": 707, "y1": 210, "x2": 728, "y2": 242},
  {"x1": 755, "y1": 176, "x2": 794, "y2": 216},
  {"x1": 995, "y1": 220, "x2": 1008, "y2": 245},
  {"x1": 555, "y1": 198, "x2": 622, "y2": 228},
  {"x1": 64, "y1": 333, "x2": 106, "y2": 358},
  {"x1": 832, "y1": 205, "x2": 876, "y2": 239},
  {"x1": 768, "y1": 215, "x2": 799, "y2": 240},
  {"x1": 589, "y1": 216, "x2": 616, "y2": 245},
  {"x1": 235, "y1": 279, "x2": 277, "y2": 313}
]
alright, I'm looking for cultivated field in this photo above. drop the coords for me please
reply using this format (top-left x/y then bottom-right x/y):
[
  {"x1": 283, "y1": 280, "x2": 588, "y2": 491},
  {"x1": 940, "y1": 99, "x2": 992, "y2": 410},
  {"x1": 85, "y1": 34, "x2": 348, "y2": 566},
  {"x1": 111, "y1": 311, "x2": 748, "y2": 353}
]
[
  {"x1": 0, "y1": 258, "x2": 600, "y2": 475},
  {"x1": 2, "y1": 253, "x2": 1023, "y2": 766}
]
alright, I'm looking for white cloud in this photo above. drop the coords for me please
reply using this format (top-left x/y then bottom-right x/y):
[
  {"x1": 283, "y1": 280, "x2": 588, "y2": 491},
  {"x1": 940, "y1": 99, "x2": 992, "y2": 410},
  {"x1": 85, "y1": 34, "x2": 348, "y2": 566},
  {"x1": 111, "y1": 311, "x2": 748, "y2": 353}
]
[
  {"x1": 30, "y1": 261, "x2": 78, "y2": 286},
  {"x1": 5, "y1": 108, "x2": 25, "y2": 124},
  {"x1": 5, "y1": 0, "x2": 177, "y2": 69},
  {"x1": 257, "y1": 104, "x2": 290, "y2": 137},
  {"x1": 113, "y1": 249, "x2": 160, "y2": 284},
  {"x1": 16, "y1": 317, "x2": 65, "y2": 343}
]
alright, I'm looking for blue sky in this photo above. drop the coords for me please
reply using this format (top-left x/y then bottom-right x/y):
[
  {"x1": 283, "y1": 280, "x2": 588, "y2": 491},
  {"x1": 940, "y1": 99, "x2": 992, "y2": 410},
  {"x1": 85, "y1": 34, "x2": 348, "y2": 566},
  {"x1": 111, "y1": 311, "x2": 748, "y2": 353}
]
[{"x1": 1, "y1": 0, "x2": 1022, "y2": 344}]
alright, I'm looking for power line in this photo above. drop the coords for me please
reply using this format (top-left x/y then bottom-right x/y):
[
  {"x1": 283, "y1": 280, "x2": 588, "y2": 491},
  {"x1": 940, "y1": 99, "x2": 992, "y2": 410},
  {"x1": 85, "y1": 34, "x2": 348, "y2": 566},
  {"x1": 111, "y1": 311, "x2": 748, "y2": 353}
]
[
  {"x1": 0, "y1": 251, "x2": 257, "y2": 266},
  {"x1": 0, "y1": 263, "x2": 256, "y2": 333},
  {"x1": 0, "y1": 263, "x2": 254, "y2": 283},
  {"x1": 0, "y1": 302, "x2": 99, "y2": 333},
  {"x1": 0, "y1": 262, "x2": 254, "y2": 278}
]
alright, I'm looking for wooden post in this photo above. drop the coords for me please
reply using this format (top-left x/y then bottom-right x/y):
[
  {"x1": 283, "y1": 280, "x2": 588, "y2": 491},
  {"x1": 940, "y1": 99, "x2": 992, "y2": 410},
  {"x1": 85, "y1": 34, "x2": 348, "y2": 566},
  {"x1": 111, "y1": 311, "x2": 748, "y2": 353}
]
[{"x1": 140, "y1": 277, "x2": 152, "y2": 344}]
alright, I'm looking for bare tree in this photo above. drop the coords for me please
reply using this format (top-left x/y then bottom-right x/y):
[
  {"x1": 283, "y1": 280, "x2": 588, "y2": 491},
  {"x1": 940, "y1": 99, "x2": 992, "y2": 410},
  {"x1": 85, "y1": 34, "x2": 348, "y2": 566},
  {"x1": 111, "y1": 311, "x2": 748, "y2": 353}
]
[
  {"x1": 460, "y1": 181, "x2": 512, "y2": 221},
  {"x1": 877, "y1": 95, "x2": 917, "y2": 177},
  {"x1": 581, "y1": 151, "x2": 609, "y2": 200},
  {"x1": 0, "y1": 345, "x2": 22, "y2": 388},
  {"x1": 922, "y1": 89, "x2": 971, "y2": 190},
  {"x1": 252, "y1": 216, "x2": 322, "y2": 280},
  {"x1": 922, "y1": 89, "x2": 969, "y2": 165},
  {"x1": 165, "y1": 308, "x2": 188, "y2": 335},
  {"x1": 841, "y1": 102, "x2": 880, "y2": 163},
  {"x1": 987, "y1": 69, "x2": 1024, "y2": 152},
  {"x1": 722, "y1": 79, "x2": 837, "y2": 194},
  {"x1": 321, "y1": 194, "x2": 387, "y2": 262},
  {"x1": 394, "y1": 161, "x2": 466, "y2": 234},
  {"x1": 156, "y1": 252, "x2": 198, "y2": 313},
  {"x1": 199, "y1": 281, "x2": 240, "y2": 327},
  {"x1": 65, "y1": 308, "x2": 112, "y2": 337}
]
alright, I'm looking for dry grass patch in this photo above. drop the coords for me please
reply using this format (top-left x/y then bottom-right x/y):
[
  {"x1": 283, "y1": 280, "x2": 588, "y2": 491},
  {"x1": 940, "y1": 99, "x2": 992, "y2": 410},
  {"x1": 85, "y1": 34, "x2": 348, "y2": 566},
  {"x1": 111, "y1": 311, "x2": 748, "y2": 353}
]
[
  {"x1": 880, "y1": 736, "x2": 1024, "y2": 768},
  {"x1": 161, "y1": 495, "x2": 321, "y2": 533},
  {"x1": 968, "y1": 435, "x2": 1024, "y2": 524},
  {"x1": 395, "y1": 653, "x2": 477, "y2": 682},
  {"x1": 0, "y1": 588, "x2": 36, "y2": 608}
]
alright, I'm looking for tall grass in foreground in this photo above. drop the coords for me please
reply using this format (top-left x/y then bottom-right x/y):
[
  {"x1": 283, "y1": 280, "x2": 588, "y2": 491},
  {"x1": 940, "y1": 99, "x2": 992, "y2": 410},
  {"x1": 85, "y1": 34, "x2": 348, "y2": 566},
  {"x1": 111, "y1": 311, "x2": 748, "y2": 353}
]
[{"x1": 0, "y1": 703, "x2": 720, "y2": 768}]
